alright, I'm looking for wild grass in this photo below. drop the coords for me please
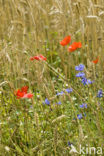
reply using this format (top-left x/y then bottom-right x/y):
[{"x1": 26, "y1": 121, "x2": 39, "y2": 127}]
[{"x1": 0, "y1": 0, "x2": 104, "y2": 155}]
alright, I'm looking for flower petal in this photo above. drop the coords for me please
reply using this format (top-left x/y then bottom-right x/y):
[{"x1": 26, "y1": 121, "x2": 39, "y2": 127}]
[{"x1": 60, "y1": 36, "x2": 71, "y2": 46}]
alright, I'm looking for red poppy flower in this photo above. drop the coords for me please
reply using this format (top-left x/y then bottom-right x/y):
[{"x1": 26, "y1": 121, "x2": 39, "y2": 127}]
[
  {"x1": 15, "y1": 86, "x2": 33, "y2": 99},
  {"x1": 92, "y1": 56, "x2": 99, "y2": 64},
  {"x1": 60, "y1": 36, "x2": 71, "y2": 46},
  {"x1": 30, "y1": 56, "x2": 40, "y2": 61},
  {"x1": 39, "y1": 55, "x2": 47, "y2": 61},
  {"x1": 22, "y1": 93, "x2": 33, "y2": 99},
  {"x1": 68, "y1": 42, "x2": 82, "y2": 52},
  {"x1": 21, "y1": 86, "x2": 28, "y2": 93},
  {"x1": 30, "y1": 54, "x2": 46, "y2": 61},
  {"x1": 16, "y1": 89, "x2": 25, "y2": 98}
]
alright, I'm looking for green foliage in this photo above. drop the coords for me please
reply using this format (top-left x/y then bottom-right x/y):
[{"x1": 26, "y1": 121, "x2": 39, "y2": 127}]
[{"x1": 0, "y1": 0, "x2": 104, "y2": 155}]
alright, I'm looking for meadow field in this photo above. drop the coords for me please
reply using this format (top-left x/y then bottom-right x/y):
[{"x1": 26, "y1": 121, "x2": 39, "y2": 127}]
[{"x1": 0, "y1": 0, "x2": 104, "y2": 155}]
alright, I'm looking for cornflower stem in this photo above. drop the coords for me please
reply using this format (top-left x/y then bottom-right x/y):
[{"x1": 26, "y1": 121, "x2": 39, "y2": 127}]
[
  {"x1": 44, "y1": 61, "x2": 85, "y2": 101},
  {"x1": 67, "y1": 94, "x2": 79, "y2": 124}
]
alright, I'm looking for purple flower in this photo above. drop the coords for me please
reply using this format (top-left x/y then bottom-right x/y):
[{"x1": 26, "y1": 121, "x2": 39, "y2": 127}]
[
  {"x1": 80, "y1": 103, "x2": 87, "y2": 108},
  {"x1": 56, "y1": 101, "x2": 61, "y2": 105},
  {"x1": 75, "y1": 64, "x2": 85, "y2": 71},
  {"x1": 45, "y1": 98, "x2": 50, "y2": 105},
  {"x1": 56, "y1": 91, "x2": 64, "y2": 96},
  {"x1": 87, "y1": 79, "x2": 93, "y2": 84},
  {"x1": 81, "y1": 77, "x2": 87, "y2": 85},
  {"x1": 76, "y1": 72, "x2": 85, "y2": 78},
  {"x1": 68, "y1": 141, "x2": 72, "y2": 147},
  {"x1": 97, "y1": 89, "x2": 103, "y2": 98},
  {"x1": 81, "y1": 77, "x2": 93, "y2": 85},
  {"x1": 77, "y1": 114, "x2": 83, "y2": 120},
  {"x1": 65, "y1": 88, "x2": 73, "y2": 93}
]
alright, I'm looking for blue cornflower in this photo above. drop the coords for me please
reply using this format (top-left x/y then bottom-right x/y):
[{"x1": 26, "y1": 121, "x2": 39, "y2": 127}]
[
  {"x1": 77, "y1": 114, "x2": 83, "y2": 120},
  {"x1": 65, "y1": 88, "x2": 73, "y2": 93},
  {"x1": 80, "y1": 103, "x2": 87, "y2": 108},
  {"x1": 76, "y1": 72, "x2": 85, "y2": 78},
  {"x1": 75, "y1": 64, "x2": 85, "y2": 71},
  {"x1": 87, "y1": 79, "x2": 93, "y2": 84},
  {"x1": 45, "y1": 98, "x2": 50, "y2": 105},
  {"x1": 56, "y1": 101, "x2": 61, "y2": 105},
  {"x1": 30, "y1": 105, "x2": 33, "y2": 109},
  {"x1": 81, "y1": 77, "x2": 88, "y2": 85},
  {"x1": 68, "y1": 141, "x2": 72, "y2": 147},
  {"x1": 56, "y1": 91, "x2": 64, "y2": 96},
  {"x1": 81, "y1": 77, "x2": 93, "y2": 85},
  {"x1": 97, "y1": 89, "x2": 103, "y2": 98}
]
